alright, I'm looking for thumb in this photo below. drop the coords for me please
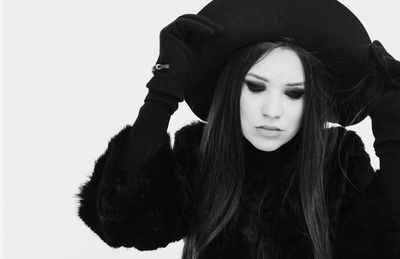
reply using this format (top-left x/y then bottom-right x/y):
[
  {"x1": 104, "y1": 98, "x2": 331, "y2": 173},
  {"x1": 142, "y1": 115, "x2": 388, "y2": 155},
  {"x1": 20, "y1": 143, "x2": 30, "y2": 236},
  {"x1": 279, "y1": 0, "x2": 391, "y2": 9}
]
[{"x1": 175, "y1": 14, "x2": 224, "y2": 42}]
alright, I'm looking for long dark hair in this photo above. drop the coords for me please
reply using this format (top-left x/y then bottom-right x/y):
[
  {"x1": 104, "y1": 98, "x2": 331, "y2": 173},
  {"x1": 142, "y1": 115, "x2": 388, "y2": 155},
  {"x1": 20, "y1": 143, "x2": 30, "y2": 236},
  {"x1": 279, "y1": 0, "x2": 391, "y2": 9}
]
[{"x1": 181, "y1": 40, "x2": 340, "y2": 259}]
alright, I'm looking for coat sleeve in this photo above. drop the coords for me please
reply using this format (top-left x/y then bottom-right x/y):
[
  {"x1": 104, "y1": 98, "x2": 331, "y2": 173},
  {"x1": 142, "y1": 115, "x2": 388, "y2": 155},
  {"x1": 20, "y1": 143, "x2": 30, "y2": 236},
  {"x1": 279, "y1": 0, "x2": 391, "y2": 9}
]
[
  {"x1": 331, "y1": 128, "x2": 400, "y2": 258},
  {"x1": 76, "y1": 116, "x2": 205, "y2": 251}
]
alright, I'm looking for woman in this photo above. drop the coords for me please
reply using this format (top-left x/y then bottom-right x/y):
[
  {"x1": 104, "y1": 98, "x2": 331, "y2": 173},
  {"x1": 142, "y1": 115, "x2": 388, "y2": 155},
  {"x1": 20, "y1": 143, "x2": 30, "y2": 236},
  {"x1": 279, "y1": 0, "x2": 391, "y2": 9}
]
[{"x1": 77, "y1": 0, "x2": 400, "y2": 258}]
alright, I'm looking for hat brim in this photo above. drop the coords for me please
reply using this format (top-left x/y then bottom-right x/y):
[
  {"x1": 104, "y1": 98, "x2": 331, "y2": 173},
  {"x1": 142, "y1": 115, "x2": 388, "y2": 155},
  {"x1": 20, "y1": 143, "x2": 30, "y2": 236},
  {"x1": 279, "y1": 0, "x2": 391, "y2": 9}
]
[{"x1": 184, "y1": 0, "x2": 372, "y2": 126}]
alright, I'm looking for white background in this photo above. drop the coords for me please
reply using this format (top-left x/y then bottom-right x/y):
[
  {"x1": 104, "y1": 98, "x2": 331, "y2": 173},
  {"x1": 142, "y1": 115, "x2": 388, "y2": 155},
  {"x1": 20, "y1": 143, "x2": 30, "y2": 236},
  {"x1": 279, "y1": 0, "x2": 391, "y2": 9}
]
[{"x1": 3, "y1": 0, "x2": 400, "y2": 258}]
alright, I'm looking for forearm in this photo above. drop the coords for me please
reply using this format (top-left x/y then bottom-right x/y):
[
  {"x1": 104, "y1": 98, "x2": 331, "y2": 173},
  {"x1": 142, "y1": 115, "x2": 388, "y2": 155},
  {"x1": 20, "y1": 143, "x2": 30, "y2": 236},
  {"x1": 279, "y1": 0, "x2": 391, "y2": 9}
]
[
  {"x1": 374, "y1": 154, "x2": 400, "y2": 216},
  {"x1": 124, "y1": 89, "x2": 178, "y2": 173},
  {"x1": 369, "y1": 91, "x2": 400, "y2": 218}
]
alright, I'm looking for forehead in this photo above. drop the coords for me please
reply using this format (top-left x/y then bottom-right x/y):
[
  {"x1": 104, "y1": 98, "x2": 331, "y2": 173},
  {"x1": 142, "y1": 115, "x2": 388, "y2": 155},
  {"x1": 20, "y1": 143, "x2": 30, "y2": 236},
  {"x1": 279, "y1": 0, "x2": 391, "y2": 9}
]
[{"x1": 248, "y1": 47, "x2": 304, "y2": 82}]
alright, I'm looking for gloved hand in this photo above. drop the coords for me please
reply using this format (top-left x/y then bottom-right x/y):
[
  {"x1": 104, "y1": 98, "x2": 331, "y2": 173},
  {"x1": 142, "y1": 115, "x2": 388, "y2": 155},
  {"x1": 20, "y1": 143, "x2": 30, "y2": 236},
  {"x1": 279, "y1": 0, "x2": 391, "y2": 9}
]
[
  {"x1": 367, "y1": 41, "x2": 400, "y2": 218},
  {"x1": 368, "y1": 41, "x2": 400, "y2": 156},
  {"x1": 371, "y1": 40, "x2": 400, "y2": 94},
  {"x1": 145, "y1": 14, "x2": 224, "y2": 112}
]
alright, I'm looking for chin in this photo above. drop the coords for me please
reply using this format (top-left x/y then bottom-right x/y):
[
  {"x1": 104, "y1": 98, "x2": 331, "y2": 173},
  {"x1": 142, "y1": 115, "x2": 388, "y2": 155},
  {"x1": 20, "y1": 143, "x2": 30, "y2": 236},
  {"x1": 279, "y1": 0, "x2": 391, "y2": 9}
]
[{"x1": 252, "y1": 137, "x2": 283, "y2": 152}]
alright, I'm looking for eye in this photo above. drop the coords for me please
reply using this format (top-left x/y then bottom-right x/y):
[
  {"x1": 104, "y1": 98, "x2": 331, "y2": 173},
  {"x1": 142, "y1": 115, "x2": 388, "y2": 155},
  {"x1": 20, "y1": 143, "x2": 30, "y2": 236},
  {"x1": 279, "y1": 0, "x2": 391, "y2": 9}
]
[
  {"x1": 245, "y1": 80, "x2": 265, "y2": 93},
  {"x1": 285, "y1": 89, "x2": 304, "y2": 100}
]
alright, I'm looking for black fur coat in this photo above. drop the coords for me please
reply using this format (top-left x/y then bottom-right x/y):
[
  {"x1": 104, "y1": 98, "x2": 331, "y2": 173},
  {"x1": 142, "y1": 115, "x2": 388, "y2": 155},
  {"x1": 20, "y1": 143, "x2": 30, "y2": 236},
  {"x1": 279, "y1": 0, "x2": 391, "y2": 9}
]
[{"x1": 77, "y1": 121, "x2": 400, "y2": 258}]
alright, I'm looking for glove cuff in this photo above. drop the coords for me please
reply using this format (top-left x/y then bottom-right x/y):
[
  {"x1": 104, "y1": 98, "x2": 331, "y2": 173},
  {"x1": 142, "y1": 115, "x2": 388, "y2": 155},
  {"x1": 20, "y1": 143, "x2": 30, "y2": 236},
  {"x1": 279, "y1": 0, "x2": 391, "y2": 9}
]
[
  {"x1": 144, "y1": 89, "x2": 180, "y2": 115},
  {"x1": 369, "y1": 91, "x2": 400, "y2": 156},
  {"x1": 146, "y1": 75, "x2": 185, "y2": 103}
]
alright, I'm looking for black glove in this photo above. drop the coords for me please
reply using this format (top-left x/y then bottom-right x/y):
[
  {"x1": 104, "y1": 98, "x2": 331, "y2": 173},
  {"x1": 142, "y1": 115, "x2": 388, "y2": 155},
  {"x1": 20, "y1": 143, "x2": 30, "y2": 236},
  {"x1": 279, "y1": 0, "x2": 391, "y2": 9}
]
[
  {"x1": 145, "y1": 14, "x2": 224, "y2": 111},
  {"x1": 371, "y1": 40, "x2": 400, "y2": 93},
  {"x1": 369, "y1": 91, "x2": 400, "y2": 156},
  {"x1": 368, "y1": 41, "x2": 400, "y2": 155}
]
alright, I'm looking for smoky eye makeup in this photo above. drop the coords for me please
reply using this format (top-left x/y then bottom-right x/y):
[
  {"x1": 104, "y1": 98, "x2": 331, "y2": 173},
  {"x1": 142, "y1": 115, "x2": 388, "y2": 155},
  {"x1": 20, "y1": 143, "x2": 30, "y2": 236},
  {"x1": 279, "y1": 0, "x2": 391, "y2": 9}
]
[
  {"x1": 245, "y1": 80, "x2": 305, "y2": 100},
  {"x1": 286, "y1": 89, "x2": 305, "y2": 99},
  {"x1": 245, "y1": 80, "x2": 265, "y2": 92}
]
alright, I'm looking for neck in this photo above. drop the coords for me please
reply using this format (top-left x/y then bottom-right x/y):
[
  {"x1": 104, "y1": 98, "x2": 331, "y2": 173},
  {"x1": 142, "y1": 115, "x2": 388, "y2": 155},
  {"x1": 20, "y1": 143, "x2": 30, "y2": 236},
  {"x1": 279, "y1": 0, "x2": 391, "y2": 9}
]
[{"x1": 243, "y1": 130, "x2": 302, "y2": 172}]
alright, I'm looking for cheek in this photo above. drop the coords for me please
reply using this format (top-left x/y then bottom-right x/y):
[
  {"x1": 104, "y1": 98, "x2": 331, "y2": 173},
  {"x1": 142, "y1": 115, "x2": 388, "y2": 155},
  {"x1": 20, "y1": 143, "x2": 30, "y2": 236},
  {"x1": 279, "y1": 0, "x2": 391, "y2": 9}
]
[
  {"x1": 239, "y1": 90, "x2": 246, "y2": 116},
  {"x1": 240, "y1": 92, "x2": 254, "y2": 133},
  {"x1": 240, "y1": 92, "x2": 254, "y2": 121},
  {"x1": 289, "y1": 101, "x2": 304, "y2": 124}
]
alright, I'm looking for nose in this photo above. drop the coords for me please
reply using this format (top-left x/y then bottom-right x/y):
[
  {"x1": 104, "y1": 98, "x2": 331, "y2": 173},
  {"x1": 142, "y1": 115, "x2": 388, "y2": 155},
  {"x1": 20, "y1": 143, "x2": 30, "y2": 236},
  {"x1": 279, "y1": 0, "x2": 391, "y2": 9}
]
[{"x1": 261, "y1": 94, "x2": 283, "y2": 118}]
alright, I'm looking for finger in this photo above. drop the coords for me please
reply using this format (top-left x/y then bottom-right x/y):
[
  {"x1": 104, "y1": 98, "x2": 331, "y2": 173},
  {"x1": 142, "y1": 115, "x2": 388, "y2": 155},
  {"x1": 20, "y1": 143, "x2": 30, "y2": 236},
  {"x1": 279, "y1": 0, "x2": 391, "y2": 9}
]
[
  {"x1": 373, "y1": 40, "x2": 400, "y2": 81},
  {"x1": 179, "y1": 14, "x2": 224, "y2": 36},
  {"x1": 372, "y1": 40, "x2": 384, "y2": 48},
  {"x1": 373, "y1": 40, "x2": 392, "y2": 58},
  {"x1": 176, "y1": 14, "x2": 224, "y2": 40}
]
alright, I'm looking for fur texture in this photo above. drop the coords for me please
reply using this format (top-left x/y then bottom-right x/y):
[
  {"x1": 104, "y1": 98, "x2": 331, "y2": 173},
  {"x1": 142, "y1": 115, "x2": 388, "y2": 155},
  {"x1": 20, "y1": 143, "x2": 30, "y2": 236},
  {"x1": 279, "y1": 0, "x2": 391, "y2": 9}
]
[{"x1": 77, "y1": 121, "x2": 400, "y2": 258}]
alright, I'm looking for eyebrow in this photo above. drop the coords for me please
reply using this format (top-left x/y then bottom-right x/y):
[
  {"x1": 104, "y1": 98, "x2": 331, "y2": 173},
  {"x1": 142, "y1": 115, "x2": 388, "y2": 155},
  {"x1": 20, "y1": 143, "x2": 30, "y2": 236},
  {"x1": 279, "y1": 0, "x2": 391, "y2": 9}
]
[{"x1": 247, "y1": 73, "x2": 305, "y2": 87}]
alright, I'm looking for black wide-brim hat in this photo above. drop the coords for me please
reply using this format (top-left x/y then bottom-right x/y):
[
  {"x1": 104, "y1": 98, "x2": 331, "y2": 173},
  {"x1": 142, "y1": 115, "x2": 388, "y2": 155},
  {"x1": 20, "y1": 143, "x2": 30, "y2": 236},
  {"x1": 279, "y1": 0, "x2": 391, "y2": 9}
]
[{"x1": 183, "y1": 0, "x2": 399, "y2": 126}]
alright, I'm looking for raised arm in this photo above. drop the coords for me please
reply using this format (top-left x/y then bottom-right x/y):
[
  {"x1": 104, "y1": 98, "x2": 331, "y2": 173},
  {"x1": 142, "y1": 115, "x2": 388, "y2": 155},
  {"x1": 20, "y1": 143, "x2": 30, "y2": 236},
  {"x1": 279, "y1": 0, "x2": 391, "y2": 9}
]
[
  {"x1": 369, "y1": 91, "x2": 400, "y2": 217},
  {"x1": 77, "y1": 91, "x2": 185, "y2": 248},
  {"x1": 368, "y1": 40, "x2": 400, "y2": 217},
  {"x1": 76, "y1": 14, "x2": 223, "y2": 251},
  {"x1": 330, "y1": 127, "x2": 400, "y2": 257},
  {"x1": 334, "y1": 41, "x2": 400, "y2": 256}
]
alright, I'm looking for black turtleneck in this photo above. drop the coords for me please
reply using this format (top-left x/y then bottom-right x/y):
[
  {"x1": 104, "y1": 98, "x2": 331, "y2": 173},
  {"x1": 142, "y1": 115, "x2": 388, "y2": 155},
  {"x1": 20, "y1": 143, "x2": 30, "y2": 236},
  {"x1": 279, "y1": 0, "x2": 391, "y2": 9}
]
[{"x1": 243, "y1": 129, "x2": 302, "y2": 180}]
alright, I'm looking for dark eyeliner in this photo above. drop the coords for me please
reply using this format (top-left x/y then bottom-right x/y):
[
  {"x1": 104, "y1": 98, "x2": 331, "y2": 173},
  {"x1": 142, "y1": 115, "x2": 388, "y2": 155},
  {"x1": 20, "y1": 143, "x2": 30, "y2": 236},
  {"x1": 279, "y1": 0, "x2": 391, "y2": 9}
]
[
  {"x1": 286, "y1": 89, "x2": 304, "y2": 99},
  {"x1": 245, "y1": 80, "x2": 265, "y2": 92}
]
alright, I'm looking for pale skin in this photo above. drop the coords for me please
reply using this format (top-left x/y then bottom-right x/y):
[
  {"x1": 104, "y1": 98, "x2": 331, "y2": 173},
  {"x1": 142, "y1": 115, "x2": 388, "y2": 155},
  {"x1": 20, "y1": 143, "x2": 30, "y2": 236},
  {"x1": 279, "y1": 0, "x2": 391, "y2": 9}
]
[{"x1": 240, "y1": 47, "x2": 305, "y2": 152}]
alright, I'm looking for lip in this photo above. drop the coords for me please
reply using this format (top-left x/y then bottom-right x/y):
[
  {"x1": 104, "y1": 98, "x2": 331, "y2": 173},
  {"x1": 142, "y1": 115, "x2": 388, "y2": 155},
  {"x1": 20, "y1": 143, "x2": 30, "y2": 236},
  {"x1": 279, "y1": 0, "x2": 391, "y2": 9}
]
[
  {"x1": 256, "y1": 127, "x2": 282, "y2": 137},
  {"x1": 257, "y1": 125, "x2": 282, "y2": 131}
]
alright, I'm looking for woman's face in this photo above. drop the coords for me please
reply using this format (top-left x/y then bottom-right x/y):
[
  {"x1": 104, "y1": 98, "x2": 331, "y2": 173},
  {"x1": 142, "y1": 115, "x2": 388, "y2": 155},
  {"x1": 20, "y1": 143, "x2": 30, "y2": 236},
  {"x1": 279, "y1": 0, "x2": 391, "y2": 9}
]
[{"x1": 240, "y1": 47, "x2": 305, "y2": 152}]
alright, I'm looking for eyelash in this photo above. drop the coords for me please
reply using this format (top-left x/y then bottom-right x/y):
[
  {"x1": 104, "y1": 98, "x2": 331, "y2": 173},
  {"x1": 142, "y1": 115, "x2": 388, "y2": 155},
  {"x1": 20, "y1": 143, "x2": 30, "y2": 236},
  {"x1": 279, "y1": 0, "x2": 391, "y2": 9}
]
[{"x1": 245, "y1": 81, "x2": 304, "y2": 100}]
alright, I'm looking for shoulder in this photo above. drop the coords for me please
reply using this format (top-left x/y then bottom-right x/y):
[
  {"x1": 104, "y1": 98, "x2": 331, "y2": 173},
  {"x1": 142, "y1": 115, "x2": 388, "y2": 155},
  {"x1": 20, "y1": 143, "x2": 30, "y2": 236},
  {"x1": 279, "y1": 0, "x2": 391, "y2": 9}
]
[
  {"x1": 326, "y1": 126, "x2": 368, "y2": 159},
  {"x1": 172, "y1": 120, "x2": 206, "y2": 175},
  {"x1": 171, "y1": 123, "x2": 374, "y2": 189},
  {"x1": 327, "y1": 127, "x2": 400, "y2": 256},
  {"x1": 325, "y1": 126, "x2": 375, "y2": 193},
  {"x1": 173, "y1": 120, "x2": 206, "y2": 149}
]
